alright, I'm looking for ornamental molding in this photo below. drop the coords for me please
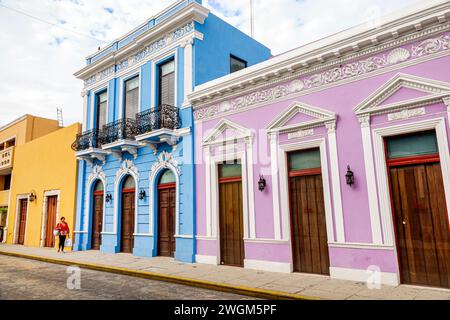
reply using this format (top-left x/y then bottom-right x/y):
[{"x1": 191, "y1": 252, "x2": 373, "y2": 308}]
[
  {"x1": 355, "y1": 73, "x2": 450, "y2": 114},
  {"x1": 151, "y1": 151, "x2": 180, "y2": 175},
  {"x1": 267, "y1": 102, "x2": 336, "y2": 135},
  {"x1": 115, "y1": 159, "x2": 139, "y2": 182},
  {"x1": 193, "y1": 27, "x2": 450, "y2": 121},
  {"x1": 202, "y1": 119, "x2": 252, "y2": 146},
  {"x1": 388, "y1": 107, "x2": 426, "y2": 121},
  {"x1": 83, "y1": 22, "x2": 195, "y2": 88},
  {"x1": 87, "y1": 165, "x2": 106, "y2": 187}
]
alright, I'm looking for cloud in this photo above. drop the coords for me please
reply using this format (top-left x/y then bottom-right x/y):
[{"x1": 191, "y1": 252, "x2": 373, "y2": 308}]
[{"x1": 0, "y1": 0, "x2": 420, "y2": 127}]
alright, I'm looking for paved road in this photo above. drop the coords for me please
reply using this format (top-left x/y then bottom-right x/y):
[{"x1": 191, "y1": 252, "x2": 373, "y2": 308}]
[{"x1": 0, "y1": 255, "x2": 254, "y2": 300}]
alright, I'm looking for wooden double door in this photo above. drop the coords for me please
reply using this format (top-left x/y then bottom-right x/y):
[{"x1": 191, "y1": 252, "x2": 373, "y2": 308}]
[
  {"x1": 17, "y1": 199, "x2": 28, "y2": 245},
  {"x1": 44, "y1": 196, "x2": 58, "y2": 248},
  {"x1": 288, "y1": 149, "x2": 330, "y2": 275},
  {"x1": 387, "y1": 131, "x2": 450, "y2": 288},
  {"x1": 218, "y1": 163, "x2": 245, "y2": 267},
  {"x1": 91, "y1": 192, "x2": 104, "y2": 250},
  {"x1": 158, "y1": 184, "x2": 176, "y2": 257},
  {"x1": 121, "y1": 191, "x2": 135, "y2": 254}
]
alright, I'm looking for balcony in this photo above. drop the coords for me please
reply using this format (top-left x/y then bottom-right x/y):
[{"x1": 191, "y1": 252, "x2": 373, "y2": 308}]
[
  {"x1": 0, "y1": 147, "x2": 14, "y2": 175},
  {"x1": 100, "y1": 118, "x2": 140, "y2": 159},
  {"x1": 71, "y1": 129, "x2": 108, "y2": 164},
  {"x1": 135, "y1": 105, "x2": 185, "y2": 153}
]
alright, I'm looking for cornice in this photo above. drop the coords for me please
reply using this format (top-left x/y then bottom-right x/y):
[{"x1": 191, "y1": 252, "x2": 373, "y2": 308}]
[
  {"x1": 74, "y1": 2, "x2": 209, "y2": 80},
  {"x1": 189, "y1": 1, "x2": 450, "y2": 108}
]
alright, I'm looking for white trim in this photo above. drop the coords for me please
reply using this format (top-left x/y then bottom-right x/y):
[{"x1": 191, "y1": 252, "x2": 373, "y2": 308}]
[
  {"x1": 244, "y1": 259, "x2": 292, "y2": 273},
  {"x1": 195, "y1": 254, "x2": 217, "y2": 265},
  {"x1": 279, "y1": 139, "x2": 335, "y2": 244},
  {"x1": 359, "y1": 116, "x2": 383, "y2": 244},
  {"x1": 40, "y1": 190, "x2": 61, "y2": 248},
  {"x1": 2, "y1": 170, "x2": 14, "y2": 243},
  {"x1": 151, "y1": 48, "x2": 178, "y2": 109},
  {"x1": 202, "y1": 118, "x2": 252, "y2": 146},
  {"x1": 328, "y1": 242, "x2": 395, "y2": 250},
  {"x1": 354, "y1": 73, "x2": 450, "y2": 114},
  {"x1": 269, "y1": 133, "x2": 281, "y2": 240},
  {"x1": 330, "y1": 267, "x2": 400, "y2": 286},
  {"x1": 266, "y1": 101, "x2": 336, "y2": 133},
  {"x1": 13, "y1": 195, "x2": 29, "y2": 245},
  {"x1": 372, "y1": 117, "x2": 450, "y2": 247},
  {"x1": 84, "y1": 166, "x2": 107, "y2": 235},
  {"x1": 327, "y1": 126, "x2": 345, "y2": 243},
  {"x1": 118, "y1": 70, "x2": 142, "y2": 119},
  {"x1": 182, "y1": 39, "x2": 194, "y2": 105}
]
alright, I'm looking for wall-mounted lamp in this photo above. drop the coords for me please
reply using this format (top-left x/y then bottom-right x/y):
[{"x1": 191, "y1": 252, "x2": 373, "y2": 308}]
[
  {"x1": 346, "y1": 165, "x2": 354, "y2": 186},
  {"x1": 105, "y1": 193, "x2": 112, "y2": 203},
  {"x1": 139, "y1": 190, "x2": 146, "y2": 200},
  {"x1": 258, "y1": 175, "x2": 266, "y2": 192},
  {"x1": 29, "y1": 191, "x2": 37, "y2": 202}
]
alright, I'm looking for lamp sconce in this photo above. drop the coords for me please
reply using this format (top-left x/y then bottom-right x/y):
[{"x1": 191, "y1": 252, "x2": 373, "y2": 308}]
[
  {"x1": 258, "y1": 175, "x2": 267, "y2": 192},
  {"x1": 29, "y1": 191, "x2": 37, "y2": 202},
  {"x1": 139, "y1": 190, "x2": 146, "y2": 200},
  {"x1": 105, "y1": 193, "x2": 112, "y2": 203},
  {"x1": 346, "y1": 165, "x2": 354, "y2": 186}
]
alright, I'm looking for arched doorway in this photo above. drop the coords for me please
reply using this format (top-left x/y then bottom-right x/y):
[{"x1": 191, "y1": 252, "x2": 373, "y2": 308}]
[
  {"x1": 157, "y1": 170, "x2": 176, "y2": 257},
  {"x1": 121, "y1": 175, "x2": 136, "y2": 253},
  {"x1": 91, "y1": 180, "x2": 104, "y2": 250}
]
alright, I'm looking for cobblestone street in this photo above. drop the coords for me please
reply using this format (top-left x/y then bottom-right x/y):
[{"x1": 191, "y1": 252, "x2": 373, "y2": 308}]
[{"x1": 0, "y1": 255, "x2": 254, "y2": 300}]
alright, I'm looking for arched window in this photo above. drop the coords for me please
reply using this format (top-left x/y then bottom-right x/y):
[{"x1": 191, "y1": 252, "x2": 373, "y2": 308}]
[
  {"x1": 122, "y1": 175, "x2": 136, "y2": 190},
  {"x1": 159, "y1": 170, "x2": 176, "y2": 185},
  {"x1": 94, "y1": 180, "x2": 104, "y2": 192}
]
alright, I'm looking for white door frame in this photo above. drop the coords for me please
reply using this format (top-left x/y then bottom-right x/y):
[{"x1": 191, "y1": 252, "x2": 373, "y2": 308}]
[{"x1": 13, "y1": 195, "x2": 30, "y2": 245}]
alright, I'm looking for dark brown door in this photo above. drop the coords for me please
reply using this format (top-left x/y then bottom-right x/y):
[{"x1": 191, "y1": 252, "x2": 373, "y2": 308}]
[
  {"x1": 120, "y1": 191, "x2": 135, "y2": 253},
  {"x1": 158, "y1": 184, "x2": 176, "y2": 257},
  {"x1": 386, "y1": 131, "x2": 450, "y2": 289},
  {"x1": 91, "y1": 192, "x2": 103, "y2": 250},
  {"x1": 44, "y1": 196, "x2": 57, "y2": 247},
  {"x1": 219, "y1": 163, "x2": 244, "y2": 267},
  {"x1": 288, "y1": 149, "x2": 330, "y2": 275},
  {"x1": 17, "y1": 199, "x2": 28, "y2": 245}
]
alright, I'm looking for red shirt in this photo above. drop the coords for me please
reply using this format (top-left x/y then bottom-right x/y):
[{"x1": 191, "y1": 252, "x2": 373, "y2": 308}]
[{"x1": 56, "y1": 222, "x2": 70, "y2": 236}]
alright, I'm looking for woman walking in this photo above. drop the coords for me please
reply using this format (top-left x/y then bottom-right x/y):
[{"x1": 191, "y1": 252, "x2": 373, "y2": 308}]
[{"x1": 55, "y1": 217, "x2": 70, "y2": 253}]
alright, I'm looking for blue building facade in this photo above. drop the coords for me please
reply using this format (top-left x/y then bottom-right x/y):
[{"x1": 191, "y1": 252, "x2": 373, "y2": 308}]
[{"x1": 71, "y1": 0, "x2": 271, "y2": 262}]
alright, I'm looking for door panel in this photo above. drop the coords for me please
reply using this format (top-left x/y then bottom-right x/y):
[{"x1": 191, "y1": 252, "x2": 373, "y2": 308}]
[
  {"x1": 389, "y1": 162, "x2": 450, "y2": 288},
  {"x1": 91, "y1": 194, "x2": 103, "y2": 250},
  {"x1": 44, "y1": 196, "x2": 57, "y2": 247},
  {"x1": 17, "y1": 199, "x2": 27, "y2": 245},
  {"x1": 289, "y1": 174, "x2": 330, "y2": 275},
  {"x1": 219, "y1": 181, "x2": 244, "y2": 267},
  {"x1": 158, "y1": 187, "x2": 176, "y2": 257},
  {"x1": 120, "y1": 192, "x2": 135, "y2": 253}
]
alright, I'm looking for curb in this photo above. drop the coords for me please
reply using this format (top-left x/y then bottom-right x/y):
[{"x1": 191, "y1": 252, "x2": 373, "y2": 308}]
[{"x1": 0, "y1": 250, "x2": 318, "y2": 300}]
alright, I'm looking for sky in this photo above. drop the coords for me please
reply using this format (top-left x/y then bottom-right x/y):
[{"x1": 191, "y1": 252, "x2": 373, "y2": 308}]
[{"x1": 0, "y1": 0, "x2": 421, "y2": 127}]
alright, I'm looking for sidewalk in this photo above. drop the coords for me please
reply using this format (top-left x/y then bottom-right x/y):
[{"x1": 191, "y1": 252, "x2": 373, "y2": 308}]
[{"x1": 1, "y1": 244, "x2": 449, "y2": 300}]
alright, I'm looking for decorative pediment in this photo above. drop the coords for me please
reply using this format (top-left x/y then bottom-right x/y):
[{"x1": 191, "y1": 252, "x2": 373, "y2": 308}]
[
  {"x1": 87, "y1": 165, "x2": 106, "y2": 187},
  {"x1": 151, "y1": 151, "x2": 180, "y2": 175},
  {"x1": 115, "y1": 159, "x2": 139, "y2": 182},
  {"x1": 266, "y1": 102, "x2": 336, "y2": 134},
  {"x1": 202, "y1": 119, "x2": 252, "y2": 146},
  {"x1": 355, "y1": 73, "x2": 450, "y2": 115}
]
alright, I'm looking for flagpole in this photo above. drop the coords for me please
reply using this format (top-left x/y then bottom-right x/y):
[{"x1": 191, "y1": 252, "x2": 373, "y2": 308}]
[{"x1": 250, "y1": 0, "x2": 255, "y2": 38}]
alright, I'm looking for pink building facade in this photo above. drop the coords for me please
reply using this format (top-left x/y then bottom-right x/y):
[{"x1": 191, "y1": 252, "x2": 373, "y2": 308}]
[{"x1": 189, "y1": 1, "x2": 450, "y2": 288}]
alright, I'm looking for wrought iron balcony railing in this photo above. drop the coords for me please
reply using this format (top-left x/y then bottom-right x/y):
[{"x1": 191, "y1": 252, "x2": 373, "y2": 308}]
[
  {"x1": 136, "y1": 105, "x2": 180, "y2": 136},
  {"x1": 98, "y1": 118, "x2": 138, "y2": 146},
  {"x1": 71, "y1": 129, "x2": 100, "y2": 151}
]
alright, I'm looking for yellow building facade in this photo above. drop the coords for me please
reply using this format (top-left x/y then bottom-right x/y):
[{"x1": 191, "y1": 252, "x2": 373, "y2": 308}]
[
  {"x1": 3, "y1": 120, "x2": 80, "y2": 249},
  {"x1": 0, "y1": 115, "x2": 61, "y2": 242}
]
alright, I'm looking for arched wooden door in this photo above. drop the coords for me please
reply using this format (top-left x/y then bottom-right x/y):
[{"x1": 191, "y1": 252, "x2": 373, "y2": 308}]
[
  {"x1": 157, "y1": 170, "x2": 176, "y2": 257},
  {"x1": 288, "y1": 149, "x2": 330, "y2": 275},
  {"x1": 121, "y1": 176, "x2": 135, "y2": 254},
  {"x1": 218, "y1": 161, "x2": 244, "y2": 267},
  {"x1": 386, "y1": 131, "x2": 450, "y2": 289},
  {"x1": 91, "y1": 180, "x2": 104, "y2": 250}
]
